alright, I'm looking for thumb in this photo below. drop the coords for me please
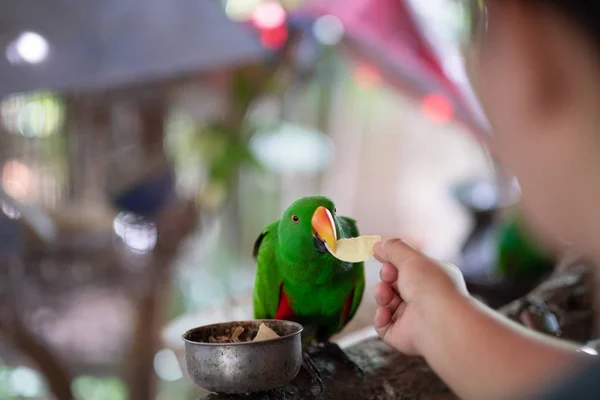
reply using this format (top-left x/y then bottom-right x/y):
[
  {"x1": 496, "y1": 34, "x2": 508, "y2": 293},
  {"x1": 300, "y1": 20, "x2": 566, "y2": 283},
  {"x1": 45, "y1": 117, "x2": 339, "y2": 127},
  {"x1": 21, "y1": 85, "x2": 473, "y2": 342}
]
[{"x1": 374, "y1": 238, "x2": 421, "y2": 266}]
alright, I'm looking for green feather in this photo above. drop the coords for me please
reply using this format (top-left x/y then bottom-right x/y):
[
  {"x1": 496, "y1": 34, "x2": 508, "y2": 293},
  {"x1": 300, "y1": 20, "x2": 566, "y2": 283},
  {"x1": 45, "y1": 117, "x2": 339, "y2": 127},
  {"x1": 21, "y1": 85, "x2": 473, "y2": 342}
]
[{"x1": 253, "y1": 221, "x2": 280, "y2": 320}]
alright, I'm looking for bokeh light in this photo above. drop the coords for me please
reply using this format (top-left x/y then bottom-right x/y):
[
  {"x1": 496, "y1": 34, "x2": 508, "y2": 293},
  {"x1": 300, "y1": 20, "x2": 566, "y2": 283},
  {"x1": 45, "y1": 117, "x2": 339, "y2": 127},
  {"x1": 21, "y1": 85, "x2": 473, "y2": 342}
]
[
  {"x1": 467, "y1": 180, "x2": 497, "y2": 211},
  {"x1": 312, "y1": 15, "x2": 345, "y2": 46},
  {"x1": 153, "y1": 349, "x2": 183, "y2": 382},
  {"x1": 250, "y1": 123, "x2": 333, "y2": 174},
  {"x1": 252, "y1": 1, "x2": 286, "y2": 30},
  {"x1": 4, "y1": 366, "x2": 45, "y2": 398},
  {"x1": 1, "y1": 201, "x2": 21, "y2": 219},
  {"x1": 580, "y1": 346, "x2": 598, "y2": 356},
  {"x1": 1, "y1": 92, "x2": 64, "y2": 138},
  {"x1": 225, "y1": 0, "x2": 263, "y2": 21},
  {"x1": 2, "y1": 159, "x2": 37, "y2": 201},
  {"x1": 353, "y1": 64, "x2": 382, "y2": 88},
  {"x1": 421, "y1": 93, "x2": 454, "y2": 124},
  {"x1": 113, "y1": 212, "x2": 158, "y2": 254},
  {"x1": 260, "y1": 26, "x2": 288, "y2": 50},
  {"x1": 5, "y1": 31, "x2": 49, "y2": 65}
]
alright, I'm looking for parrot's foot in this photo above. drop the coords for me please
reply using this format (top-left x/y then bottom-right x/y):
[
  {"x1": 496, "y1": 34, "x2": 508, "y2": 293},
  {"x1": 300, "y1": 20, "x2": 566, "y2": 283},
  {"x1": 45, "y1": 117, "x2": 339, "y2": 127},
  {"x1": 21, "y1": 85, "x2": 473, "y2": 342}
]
[
  {"x1": 302, "y1": 350, "x2": 324, "y2": 394},
  {"x1": 315, "y1": 341, "x2": 365, "y2": 380}
]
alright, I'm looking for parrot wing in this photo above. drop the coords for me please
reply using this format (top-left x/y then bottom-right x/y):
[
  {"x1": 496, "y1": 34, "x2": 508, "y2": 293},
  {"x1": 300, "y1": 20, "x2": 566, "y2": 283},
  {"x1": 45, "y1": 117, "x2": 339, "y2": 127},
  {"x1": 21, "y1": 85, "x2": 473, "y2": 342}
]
[
  {"x1": 338, "y1": 215, "x2": 360, "y2": 239},
  {"x1": 338, "y1": 216, "x2": 365, "y2": 326},
  {"x1": 253, "y1": 221, "x2": 286, "y2": 320},
  {"x1": 342, "y1": 264, "x2": 365, "y2": 326}
]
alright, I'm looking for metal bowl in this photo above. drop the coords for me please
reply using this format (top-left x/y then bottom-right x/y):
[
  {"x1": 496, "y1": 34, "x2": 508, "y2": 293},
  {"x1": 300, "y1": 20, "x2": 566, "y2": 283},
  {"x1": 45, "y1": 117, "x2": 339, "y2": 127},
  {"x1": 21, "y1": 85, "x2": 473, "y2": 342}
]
[{"x1": 182, "y1": 320, "x2": 303, "y2": 394}]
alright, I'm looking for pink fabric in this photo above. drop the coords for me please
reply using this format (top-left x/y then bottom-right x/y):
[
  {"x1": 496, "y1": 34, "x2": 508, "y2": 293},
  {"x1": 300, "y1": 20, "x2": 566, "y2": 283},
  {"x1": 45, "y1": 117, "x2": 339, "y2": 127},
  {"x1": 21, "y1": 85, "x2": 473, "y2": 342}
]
[{"x1": 304, "y1": 0, "x2": 486, "y2": 138}]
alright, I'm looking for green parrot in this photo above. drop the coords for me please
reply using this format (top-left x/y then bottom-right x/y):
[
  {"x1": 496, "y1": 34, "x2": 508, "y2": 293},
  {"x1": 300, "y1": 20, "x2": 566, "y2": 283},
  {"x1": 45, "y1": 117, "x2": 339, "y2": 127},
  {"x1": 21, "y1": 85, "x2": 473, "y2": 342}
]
[
  {"x1": 497, "y1": 210, "x2": 555, "y2": 279},
  {"x1": 252, "y1": 196, "x2": 365, "y2": 382}
]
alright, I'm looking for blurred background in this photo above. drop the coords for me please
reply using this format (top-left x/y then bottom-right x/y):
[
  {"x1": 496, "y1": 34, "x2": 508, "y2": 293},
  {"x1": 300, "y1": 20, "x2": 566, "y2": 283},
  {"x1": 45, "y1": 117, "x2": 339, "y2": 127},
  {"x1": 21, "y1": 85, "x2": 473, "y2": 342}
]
[{"x1": 0, "y1": 0, "x2": 559, "y2": 399}]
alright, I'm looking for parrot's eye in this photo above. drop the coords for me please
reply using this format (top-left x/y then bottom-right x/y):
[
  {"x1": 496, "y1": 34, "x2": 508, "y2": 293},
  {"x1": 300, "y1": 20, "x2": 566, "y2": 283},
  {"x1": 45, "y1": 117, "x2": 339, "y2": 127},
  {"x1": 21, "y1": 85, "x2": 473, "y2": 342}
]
[
  {"x1": 292, "y1": 215, "x2": 299, "y2": 223},
  {"x1": 334, "y1": 207, "x2": 336, "y2": 214}
]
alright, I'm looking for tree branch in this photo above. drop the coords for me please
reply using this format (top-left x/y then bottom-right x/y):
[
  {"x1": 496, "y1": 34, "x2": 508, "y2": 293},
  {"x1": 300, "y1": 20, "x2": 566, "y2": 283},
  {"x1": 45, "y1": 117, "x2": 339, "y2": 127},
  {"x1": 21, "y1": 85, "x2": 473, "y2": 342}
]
[{"x1": 0, "y1": 313, "x2": 74, "y2": 400}]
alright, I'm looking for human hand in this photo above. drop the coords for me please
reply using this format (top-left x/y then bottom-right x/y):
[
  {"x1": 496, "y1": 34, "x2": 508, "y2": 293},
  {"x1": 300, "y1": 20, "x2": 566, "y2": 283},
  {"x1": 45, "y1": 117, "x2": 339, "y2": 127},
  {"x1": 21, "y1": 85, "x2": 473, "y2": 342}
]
[{"x1": 373, "y1": 239, "x2": 468, "y2": 355}]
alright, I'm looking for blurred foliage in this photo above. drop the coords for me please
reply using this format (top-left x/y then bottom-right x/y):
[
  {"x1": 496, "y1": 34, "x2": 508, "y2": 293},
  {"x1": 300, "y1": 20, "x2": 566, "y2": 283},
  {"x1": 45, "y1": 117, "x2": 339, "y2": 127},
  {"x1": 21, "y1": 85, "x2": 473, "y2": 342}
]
[
  {"x1": 72, "y1": 376, "x2": 127, "y2": 400},
  {"x1": 165, "y1": 44, "x2": 311, "y2": 214},
  {"x1": 194, "y1": 67, "x2": 273, "y2": 211},
  {"x1": 165, "y1": 66, "x2": 279, "y2": 212},
  {"x1": 0, "y1": 366, "x2": 46, "y2": 399}
]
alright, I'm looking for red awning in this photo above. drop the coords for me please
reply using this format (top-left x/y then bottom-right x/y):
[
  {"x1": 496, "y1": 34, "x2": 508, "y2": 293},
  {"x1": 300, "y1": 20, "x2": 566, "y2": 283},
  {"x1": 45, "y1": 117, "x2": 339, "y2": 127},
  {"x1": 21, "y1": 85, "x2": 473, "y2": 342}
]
[{"x1": 306, "y1": 0, "x2": 489, "y2": 141}]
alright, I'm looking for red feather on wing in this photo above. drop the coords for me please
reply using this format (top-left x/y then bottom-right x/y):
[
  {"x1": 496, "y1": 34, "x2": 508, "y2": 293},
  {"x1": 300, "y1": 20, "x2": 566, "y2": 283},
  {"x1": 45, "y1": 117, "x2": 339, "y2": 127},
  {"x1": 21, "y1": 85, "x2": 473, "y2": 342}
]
[
  {"x1": 275, "y1": 283, "x2": 295, "y2": 320},
  {"x1": 342, "y1": 287, "x2": 356, "y2": 324}
]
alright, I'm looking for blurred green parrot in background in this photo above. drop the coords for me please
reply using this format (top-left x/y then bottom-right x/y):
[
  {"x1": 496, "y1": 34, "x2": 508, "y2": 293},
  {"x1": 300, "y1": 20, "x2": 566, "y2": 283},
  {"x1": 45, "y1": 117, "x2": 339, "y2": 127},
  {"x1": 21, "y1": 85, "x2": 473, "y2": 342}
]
[
  {"x1": 496, "y1": 210, "x2": 555, "y2": 279},
  {"x1": 252, "y1": 196, "x2": 365, "y2": 386}
]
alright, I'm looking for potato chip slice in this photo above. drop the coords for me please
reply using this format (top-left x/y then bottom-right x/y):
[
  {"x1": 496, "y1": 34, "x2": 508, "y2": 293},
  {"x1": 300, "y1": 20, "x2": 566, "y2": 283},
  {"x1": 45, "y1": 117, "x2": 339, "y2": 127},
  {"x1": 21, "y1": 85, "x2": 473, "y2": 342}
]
[
  {"x1": 253, "y1": 323, "x2": 280, "y2": 342},
  {"x1": 231, "y1": 326, "x2": 244, "y2": 342},
  {"x1": 326, "y1": 235, "x2": 381, "y2": 263}
]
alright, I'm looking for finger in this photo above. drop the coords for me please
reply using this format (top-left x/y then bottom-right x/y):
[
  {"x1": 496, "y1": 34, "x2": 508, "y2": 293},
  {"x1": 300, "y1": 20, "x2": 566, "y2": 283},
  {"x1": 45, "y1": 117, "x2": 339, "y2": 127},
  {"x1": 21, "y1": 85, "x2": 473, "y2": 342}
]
[
  {"x1": 374, "y1": 238, "x2": 421, "y2": 266},
  {"x1": 375, "y1": 282, "x2": 395, "y2": 306},
  {"x1": 380, "y1": 263, "x2": 398, "y2": 284},
  {"x1": 375, "y1": 282, "x2": 403, "y2": 310},
  {"x1": 386, "y1": 292, "x2": 403, "y2": 314},
  {"x1": 373, "y1": 241, "x2": 387, "y2": 263},
  {"x1": 390, "y1": 300, "x2": 407, "y2": 323},
  {"x1": 374, "y1": 306, "x2": 392, "y2": 338}
]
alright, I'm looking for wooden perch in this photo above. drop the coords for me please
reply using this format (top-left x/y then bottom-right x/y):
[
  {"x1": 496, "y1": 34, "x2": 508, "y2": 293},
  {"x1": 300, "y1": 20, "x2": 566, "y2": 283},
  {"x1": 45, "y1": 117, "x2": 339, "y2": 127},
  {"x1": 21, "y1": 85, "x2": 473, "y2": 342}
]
[{"x1": 200, "y1": 340, "x2": 456, "y2": 400}]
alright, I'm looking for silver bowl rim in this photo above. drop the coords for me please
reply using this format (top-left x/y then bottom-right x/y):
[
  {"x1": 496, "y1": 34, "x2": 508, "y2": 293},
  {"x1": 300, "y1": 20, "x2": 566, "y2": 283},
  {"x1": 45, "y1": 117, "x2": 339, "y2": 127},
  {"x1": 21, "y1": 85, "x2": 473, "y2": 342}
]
[{"x1": 181, "y1": 319, "x2": 304, "y2": 347}]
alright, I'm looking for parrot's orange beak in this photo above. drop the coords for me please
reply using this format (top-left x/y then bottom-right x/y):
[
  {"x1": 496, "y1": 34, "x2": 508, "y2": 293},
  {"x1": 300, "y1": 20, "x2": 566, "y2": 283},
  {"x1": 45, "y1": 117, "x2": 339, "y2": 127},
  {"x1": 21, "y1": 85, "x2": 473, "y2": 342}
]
[{"x1": 311, "y1": 206, "x2": 337, "y2": 253}]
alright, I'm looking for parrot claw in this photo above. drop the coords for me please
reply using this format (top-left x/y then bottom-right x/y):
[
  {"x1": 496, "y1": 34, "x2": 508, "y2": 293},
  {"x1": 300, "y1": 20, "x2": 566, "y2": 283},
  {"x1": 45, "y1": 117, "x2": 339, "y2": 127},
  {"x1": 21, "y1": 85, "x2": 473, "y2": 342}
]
[
  {"x1": 302, "y1": 350, "x2": 324, "y2": 394},
  {"x1": 318, "y1": 341, "x2": 365, "y2": 380},
  {"x1": 351, "y1": 361, "x2": 365, "y2": 380}
]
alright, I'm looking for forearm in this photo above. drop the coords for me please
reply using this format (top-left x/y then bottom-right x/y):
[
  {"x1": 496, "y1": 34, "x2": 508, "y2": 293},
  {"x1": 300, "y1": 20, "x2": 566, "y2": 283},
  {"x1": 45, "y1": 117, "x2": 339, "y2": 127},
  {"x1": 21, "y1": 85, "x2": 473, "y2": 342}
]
[{"x1": 417, "y1": 293, "x2": 590, "y2": 400}]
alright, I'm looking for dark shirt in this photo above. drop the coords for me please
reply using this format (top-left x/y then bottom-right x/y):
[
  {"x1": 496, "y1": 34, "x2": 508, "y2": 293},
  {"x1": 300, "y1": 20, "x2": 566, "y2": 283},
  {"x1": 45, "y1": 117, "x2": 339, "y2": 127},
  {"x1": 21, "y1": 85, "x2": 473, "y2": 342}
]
[{"x1": 535, "y1": 360, "x2": 600, "y2": 400}]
